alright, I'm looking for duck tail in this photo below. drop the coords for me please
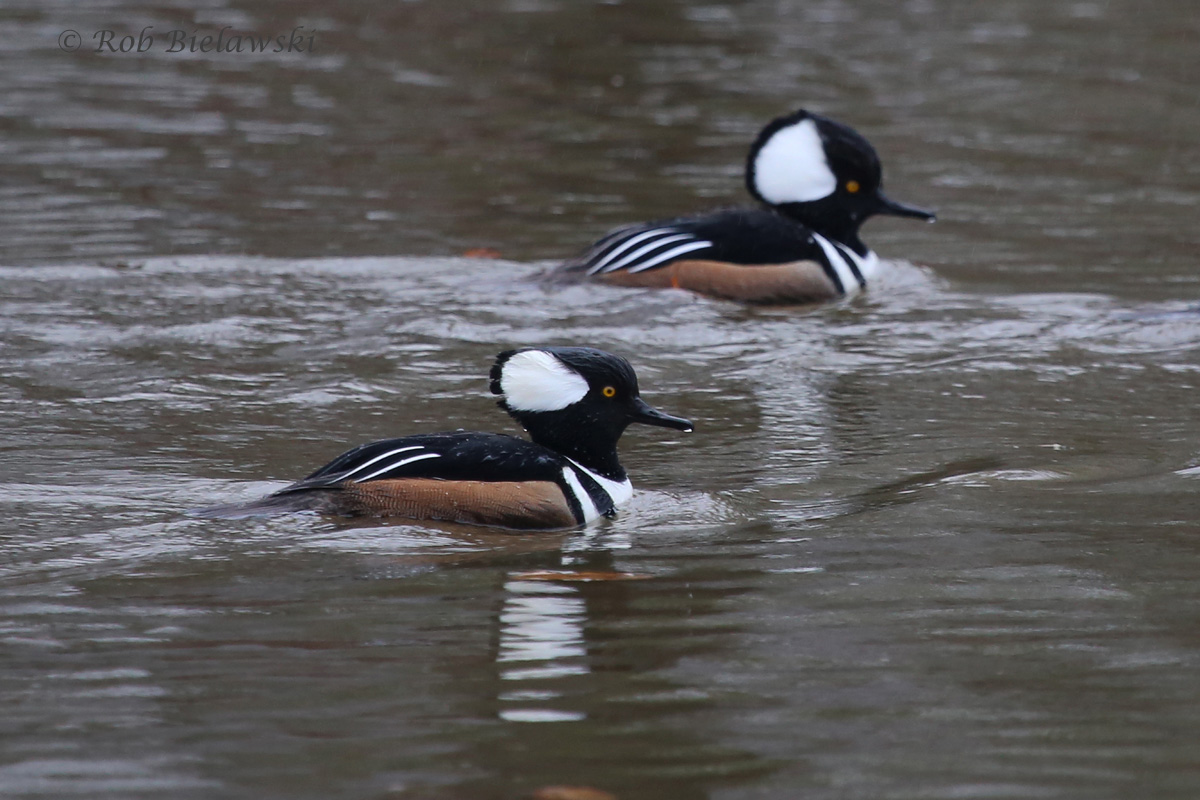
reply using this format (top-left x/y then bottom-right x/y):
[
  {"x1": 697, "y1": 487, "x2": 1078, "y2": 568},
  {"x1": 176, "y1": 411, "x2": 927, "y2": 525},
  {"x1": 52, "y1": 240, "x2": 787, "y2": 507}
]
[{"x1": 187, "y1": 490, "x2": 333, "y2": 519}]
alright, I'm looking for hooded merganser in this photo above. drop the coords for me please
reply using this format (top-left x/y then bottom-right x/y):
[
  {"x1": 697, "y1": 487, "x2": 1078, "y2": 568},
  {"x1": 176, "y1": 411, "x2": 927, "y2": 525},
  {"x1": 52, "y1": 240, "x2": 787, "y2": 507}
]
[
  {"x1": 192, "y1": 347, "x2": 693, "y2": 529},
  {"x1": 556, "y1": 109, "x2": 936, "y2": 304}
]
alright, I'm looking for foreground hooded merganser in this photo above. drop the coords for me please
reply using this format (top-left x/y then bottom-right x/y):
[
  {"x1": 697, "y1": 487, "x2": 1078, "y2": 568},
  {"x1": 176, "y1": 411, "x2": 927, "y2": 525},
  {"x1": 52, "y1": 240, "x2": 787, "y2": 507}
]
[
  {"x1": 192, "y1": 347, "x2": 692, "y2": 529},
  {"x1": 556, "y1": 109, "x2": 936, "y2": 304}
]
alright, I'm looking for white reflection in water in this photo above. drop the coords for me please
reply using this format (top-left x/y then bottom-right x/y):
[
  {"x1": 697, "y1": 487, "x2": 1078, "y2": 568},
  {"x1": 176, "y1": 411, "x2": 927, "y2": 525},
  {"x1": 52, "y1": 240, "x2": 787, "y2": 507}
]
[
  {"x1": 497, "y1": 578, "x2": 589, "y2": 723},
  {"x1": 563, "y1": 528, "x2": 632, "y2": 556}
]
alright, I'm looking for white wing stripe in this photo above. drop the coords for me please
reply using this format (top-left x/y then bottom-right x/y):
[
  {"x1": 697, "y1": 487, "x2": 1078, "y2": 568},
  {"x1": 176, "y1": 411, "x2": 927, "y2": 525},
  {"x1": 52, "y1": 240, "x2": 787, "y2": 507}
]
[
  {"x1": 587, "y1": 227, "x2": 678, "y2": 274},
  {"x1": 354, "y1": 452, "x2": 442, "y2": 483},
  {"x1": 600, "y1": 234, "x2": 697, "y2": 273},
  {"x1": 625, "y1": 240, "x2": 713, "y2": 274},
  {"x1": 338, "y1": 445, "x2": 425, "y2": 481}
]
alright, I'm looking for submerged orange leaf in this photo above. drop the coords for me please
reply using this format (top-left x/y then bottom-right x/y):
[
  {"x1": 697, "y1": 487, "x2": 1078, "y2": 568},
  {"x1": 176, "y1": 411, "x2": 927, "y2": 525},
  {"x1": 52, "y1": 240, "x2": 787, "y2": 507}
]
[
  {"x1": 531, "y1": 786, "x2": 618, "y2": 800},
  {"x1": 512, "y1": 570, "x2": 651, "y2": 582}
]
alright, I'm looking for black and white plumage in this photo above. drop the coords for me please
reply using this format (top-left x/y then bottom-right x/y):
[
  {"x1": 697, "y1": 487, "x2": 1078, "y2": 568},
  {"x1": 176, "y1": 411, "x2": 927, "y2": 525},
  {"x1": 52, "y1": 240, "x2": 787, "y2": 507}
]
[
  {"x1": 557, "y1": 109, "x2": 935, "y2": 304},
  {"x1": 192, "y1": 347, "x2": 692, "y2": 529},
  {"x1": 582, "y1": 223, "x2": 716, "y2": 276},
  {"x1": 577, "y1": 207, "x2": 881, "y2": 296},
  {"x1": 268, "y1": 432, "x2": 623, "y2": 525}
]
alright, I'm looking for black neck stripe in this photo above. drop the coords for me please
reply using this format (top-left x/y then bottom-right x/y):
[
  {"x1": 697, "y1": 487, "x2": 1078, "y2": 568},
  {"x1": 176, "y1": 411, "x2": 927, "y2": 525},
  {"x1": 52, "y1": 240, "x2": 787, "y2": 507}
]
[
  {"x1": 555, "y1": 463, "x2": 618, "y2": 522},
  {"x1": 818, "y1": 257, "x2": 845, "y2": 294},
  {"x1": 554, "y1": 473, "x2": 587, "y2": 524},
  {"x1": 833, "y1": 242, "x2": 865, "y2": 286},
  {"x1": 572, "y1": 466, "x2": 615, "y2": 517}
]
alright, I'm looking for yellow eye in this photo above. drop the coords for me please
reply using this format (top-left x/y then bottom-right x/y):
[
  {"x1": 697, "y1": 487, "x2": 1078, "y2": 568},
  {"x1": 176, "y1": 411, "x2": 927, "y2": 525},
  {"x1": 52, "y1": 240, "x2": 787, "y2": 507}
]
[
  {"x1": 845, "y1": 180, "x2": 860, "y2": 194},
  {"x1": 602, "y1": 385, "x2": 617, "y2": 398}
]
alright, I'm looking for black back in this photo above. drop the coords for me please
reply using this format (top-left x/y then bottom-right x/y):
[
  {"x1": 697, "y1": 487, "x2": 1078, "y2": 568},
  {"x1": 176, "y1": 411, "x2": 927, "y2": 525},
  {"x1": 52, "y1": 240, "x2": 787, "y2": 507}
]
[
  {"x1": 279, "y1": 432, "x2": 565, "y2": 492},
  {"x1": 561, "y1": 207, "x2": 863, "y2": 290}
]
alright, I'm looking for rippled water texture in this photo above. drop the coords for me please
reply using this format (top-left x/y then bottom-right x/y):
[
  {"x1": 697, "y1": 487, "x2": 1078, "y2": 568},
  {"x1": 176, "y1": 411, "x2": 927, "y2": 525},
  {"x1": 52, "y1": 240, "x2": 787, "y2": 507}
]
[{"x1": 3, "y1": 1, "x2": 1200, "y2": 799}]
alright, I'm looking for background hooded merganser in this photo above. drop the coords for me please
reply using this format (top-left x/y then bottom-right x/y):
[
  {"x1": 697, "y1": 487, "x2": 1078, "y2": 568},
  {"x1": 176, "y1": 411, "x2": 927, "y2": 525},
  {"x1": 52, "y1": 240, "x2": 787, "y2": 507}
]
[{"x1": 4, "y1": 2, "x2": 1200, "y2": 799}]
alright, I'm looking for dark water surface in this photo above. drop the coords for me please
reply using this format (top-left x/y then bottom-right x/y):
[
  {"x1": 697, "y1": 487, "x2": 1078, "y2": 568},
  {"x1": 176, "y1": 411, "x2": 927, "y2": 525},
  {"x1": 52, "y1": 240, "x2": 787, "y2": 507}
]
[{"x1": 3, "y1": 1, "x2": 1200, "y2": 799}]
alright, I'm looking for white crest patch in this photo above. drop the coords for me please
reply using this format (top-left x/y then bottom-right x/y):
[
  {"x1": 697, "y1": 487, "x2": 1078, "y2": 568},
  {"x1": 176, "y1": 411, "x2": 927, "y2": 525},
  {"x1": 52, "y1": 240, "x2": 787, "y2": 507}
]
[
  {"x1": 500, "y1": 350, "x2": 589, "y2": 412},
  {"x1": 752, "y1": 117, "x2": 837, "y2": 205}
]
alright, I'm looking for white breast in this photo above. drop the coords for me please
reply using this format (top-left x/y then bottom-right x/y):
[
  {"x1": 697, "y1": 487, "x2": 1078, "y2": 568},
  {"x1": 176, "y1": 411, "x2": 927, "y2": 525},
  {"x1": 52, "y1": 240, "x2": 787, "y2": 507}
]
[
  {"x1": 561, "y1": 459, "x2": 634, "y2": 523},
  {"x1": 811, "y1": 232, "x2": 879, "y2": 295}
]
